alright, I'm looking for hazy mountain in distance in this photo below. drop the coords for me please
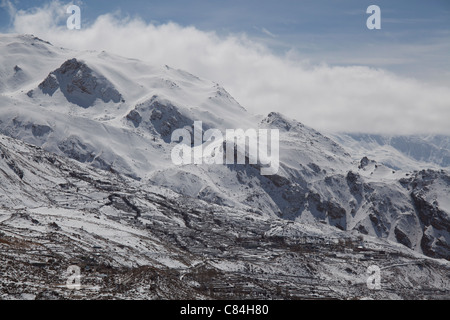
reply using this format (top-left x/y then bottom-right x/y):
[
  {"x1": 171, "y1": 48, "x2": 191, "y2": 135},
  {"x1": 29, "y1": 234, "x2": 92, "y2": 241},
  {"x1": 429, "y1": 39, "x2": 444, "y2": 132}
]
[{"x1": 330, "y1": 133, "x2": 450, "y2": 171}]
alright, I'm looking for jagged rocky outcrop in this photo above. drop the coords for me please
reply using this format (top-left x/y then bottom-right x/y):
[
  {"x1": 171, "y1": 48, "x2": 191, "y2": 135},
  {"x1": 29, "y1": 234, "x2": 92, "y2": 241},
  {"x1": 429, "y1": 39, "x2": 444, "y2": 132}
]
[
  {"x1": 125, "y1": 96, "x2": 195, "y2": 142},
  {"x1": 0, "y1": 134, "x2": 449, "y2": 300},
  {"x1": 0, "y1": 34, "x2": 449, "y2": 265},
  {"x1": 401, "y1": 170, "x2": 450, "y2": 259},
  {"x1": 38, "y1": 58, "x2": 123, "y2": 108}
]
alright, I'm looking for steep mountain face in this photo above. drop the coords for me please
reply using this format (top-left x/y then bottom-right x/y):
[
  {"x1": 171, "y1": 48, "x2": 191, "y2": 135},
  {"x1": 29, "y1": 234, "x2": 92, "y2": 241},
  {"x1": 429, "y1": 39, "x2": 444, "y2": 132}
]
[
  {"x1": 0, "y1": 33, "x2": 449, "y2": 267},
  {"x1": 36, "y1": 58, "x2": 123, "y2": 108},
  {"x1": 0, "y1": 134, "x2": 449, "y2": 299},
  {"x1": 403, "y1": 170, "x2": 450, "y2": 258}
]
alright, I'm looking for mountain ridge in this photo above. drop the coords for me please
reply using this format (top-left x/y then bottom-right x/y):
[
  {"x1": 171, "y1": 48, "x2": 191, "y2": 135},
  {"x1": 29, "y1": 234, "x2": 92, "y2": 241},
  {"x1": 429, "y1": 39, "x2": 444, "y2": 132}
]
[
  {"x1": 0, "y1": 33, "x2": 449, "y2": 262},
  {"x1": 0, "y1": 132, "x2": 448, "y2": 299}
]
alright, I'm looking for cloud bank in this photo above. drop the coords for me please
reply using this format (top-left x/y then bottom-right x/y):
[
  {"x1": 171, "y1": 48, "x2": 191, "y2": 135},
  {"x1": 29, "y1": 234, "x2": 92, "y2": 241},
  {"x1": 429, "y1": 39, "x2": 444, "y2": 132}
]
[{"x1": 5, "y1": 0, "x2": 450, "y2": 134}]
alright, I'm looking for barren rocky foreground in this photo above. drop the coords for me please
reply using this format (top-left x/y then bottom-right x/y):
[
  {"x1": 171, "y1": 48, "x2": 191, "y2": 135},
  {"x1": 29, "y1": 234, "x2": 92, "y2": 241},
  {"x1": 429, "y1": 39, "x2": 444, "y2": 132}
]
[{"x1": 0, "y1": 135, "x2": 448, "y2": 300}]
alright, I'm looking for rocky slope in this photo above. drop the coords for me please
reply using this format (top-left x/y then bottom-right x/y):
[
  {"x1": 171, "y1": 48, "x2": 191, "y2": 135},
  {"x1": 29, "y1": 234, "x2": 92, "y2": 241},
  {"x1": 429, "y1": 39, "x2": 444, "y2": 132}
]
[
  {"x1": 0, "y1": 34, "x2": 449, "y2": 299},
  {"x1": 0, "y1": 134, "x2": 448, "y2": 299}
]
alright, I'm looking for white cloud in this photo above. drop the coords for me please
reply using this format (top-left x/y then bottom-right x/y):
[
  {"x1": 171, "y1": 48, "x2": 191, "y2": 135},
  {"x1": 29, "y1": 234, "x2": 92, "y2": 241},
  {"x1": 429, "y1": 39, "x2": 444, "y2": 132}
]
[
  {"x1": 6, "y1": 0, "x2": 450, "y2": 134},
  {"x1": 259, "y1": 27, "x2": 277, "y2": 38}
]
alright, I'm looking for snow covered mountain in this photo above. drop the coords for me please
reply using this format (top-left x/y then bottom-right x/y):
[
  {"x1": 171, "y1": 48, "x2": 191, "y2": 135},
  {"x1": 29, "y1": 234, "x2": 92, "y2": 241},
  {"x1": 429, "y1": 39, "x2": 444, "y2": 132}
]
[
  {"x1": 330, "y1": 133, "x2": 450, "y2": 171},
  {"x1": 0, "y1": 133, "x2": 448, "y2": 299},
  {"x1": 0, "y1": 34, "x2": 449, "y2": 299}
]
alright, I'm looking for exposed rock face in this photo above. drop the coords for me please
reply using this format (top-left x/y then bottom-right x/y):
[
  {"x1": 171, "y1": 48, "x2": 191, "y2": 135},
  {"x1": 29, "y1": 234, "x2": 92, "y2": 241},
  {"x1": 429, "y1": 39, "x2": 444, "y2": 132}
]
[
  {"x1": 0, "y1": 134, "x2": 449, "y2": 300},
  {"x1": 125, "y1": 96, "x2": 195, "y2": 142},
  {"x1": 395, "y1": 227, "x2": 413, "y2": 249},
  {"x1": 39, "y1": 58, "x2": 123, "y2": 108},
  {"x1": 402, "y1": 170, "x2": 450, "y2": 259},
  {"x1": 1, "y1": 35, "x2": 449, "y2": 265}
]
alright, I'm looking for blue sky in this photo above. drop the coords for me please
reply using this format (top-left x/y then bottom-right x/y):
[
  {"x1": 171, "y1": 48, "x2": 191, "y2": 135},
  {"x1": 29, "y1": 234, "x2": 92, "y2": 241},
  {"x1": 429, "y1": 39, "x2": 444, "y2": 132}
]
[{"x1": 1, "y1": 0, "x2": 449, "y2": 81}]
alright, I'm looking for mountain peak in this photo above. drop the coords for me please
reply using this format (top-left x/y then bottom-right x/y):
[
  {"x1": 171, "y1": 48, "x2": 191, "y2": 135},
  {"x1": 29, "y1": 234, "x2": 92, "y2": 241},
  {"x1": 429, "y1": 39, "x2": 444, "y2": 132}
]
[
  {"x1": 0, "y1": 34, "x2": 449, "y2": 261},
  {"x1": 262, "y1": 112, "x2": 299, "y2": 131},
  {"x1": 37, "y1": 58, "x2": 123, "y2": 108},
  {"x1": 21, "y1": 34, "x2": 53, "y2": 46}
]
